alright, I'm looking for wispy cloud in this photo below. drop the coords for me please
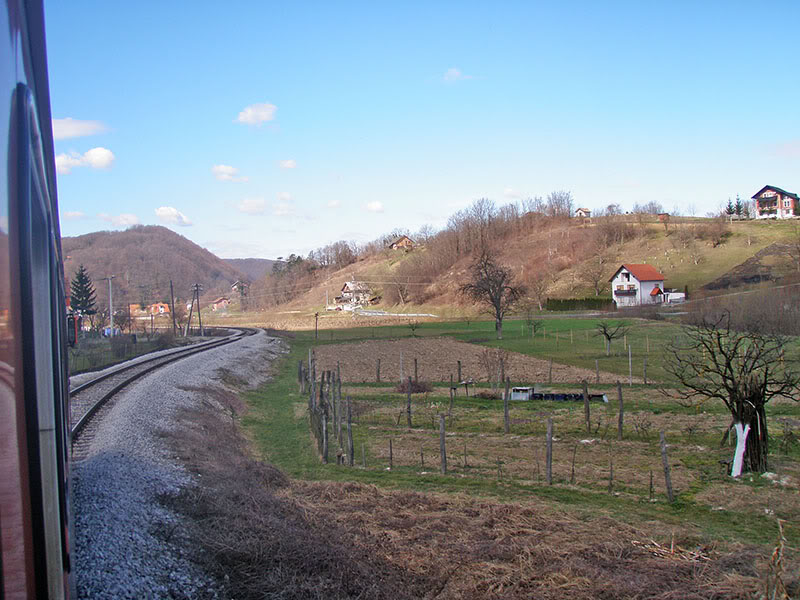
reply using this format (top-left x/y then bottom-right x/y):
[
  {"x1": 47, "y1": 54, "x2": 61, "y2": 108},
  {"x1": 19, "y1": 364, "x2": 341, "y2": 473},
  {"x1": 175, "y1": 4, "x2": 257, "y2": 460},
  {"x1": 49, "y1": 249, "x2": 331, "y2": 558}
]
[
  {"x1": 63, "y1": 211, "x2": 86, "y2": 219},
  {"x1": 236, "y1": 103, "x2": 277, "y2": 126},
  {"x1": 503, "y1": 187, "x2": 523, "y2": 199},
  {"x1": 52, "y1": 117, "x2": 108, "y2": 140},
  {"x1": 278, "y1": 159, "x2": 297, "y2": 169},
  {"x1": 365, "y1": 201, "x2": 384, "y2": 213},
  {"x1": 237, "y1": 197, "x2": 266, "y2": 215},
  {"x1": 273, "y1": 202, "x2": 292, "y2": 216},
  {"x1": 443, "y1": 67, "x2": 473, "y2": 83},
  {"x1": 98, "y1": 212, "x2": 139, "y2": 227},
  {"x1": 211, "y1": 164, "x2": 248, "y2": 182},
  {"x1": 327, "y1": 199, "x2": 341, "y2": 208},
  {"x1": 155, "y1": 206, "x2": 192, "y2": 226},
  {"x1": 56, "y1": 147, "x2": 115, "y2": 174}
]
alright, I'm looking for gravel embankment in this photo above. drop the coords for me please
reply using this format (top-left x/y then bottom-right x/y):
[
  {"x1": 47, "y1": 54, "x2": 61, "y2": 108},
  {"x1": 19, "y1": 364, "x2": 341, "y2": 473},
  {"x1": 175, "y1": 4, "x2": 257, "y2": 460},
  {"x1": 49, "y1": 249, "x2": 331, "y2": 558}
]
[{"x1": 72, "y1": 329, "x2": 285, "y2": 599}]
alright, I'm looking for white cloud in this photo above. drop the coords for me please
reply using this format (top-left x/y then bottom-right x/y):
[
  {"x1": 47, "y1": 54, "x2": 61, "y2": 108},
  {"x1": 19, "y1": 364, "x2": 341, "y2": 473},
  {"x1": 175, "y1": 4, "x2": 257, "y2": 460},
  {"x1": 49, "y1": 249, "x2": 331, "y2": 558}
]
[
  {"x1": 273, "y1": 202, "x2": 292, "y2": 216},
  {"x1": 237, "y1": 197, "x2": 266, "y2": 215},
  {"x1": 236, "y1": 103, "x2": 277, "y2": 126},
  {"x1": 212, "y1": 164, "x2": 248, "y2": 182},
  {"x1": 52, "y1": 117, "x2": 108, "y2": 140},
  {"x1": 503, "y1": 187, "x2": 523, "y2": 199},
  {"x1": 327, "y1": 199, "x2": 341, "y2": 208},
  {"x1": 443, "y1": 67, "x2": 473, "y2": 83},
  {"x1": 365, "y1": 201, "x2": 384, "y2": 213},
  {"x1": 98, "y1": 212, "x2": 140, "y2": 227},
  {"x1": 63, "y1": 211, "x2": 85, "y2": 219},
  {"x1": 278, "y1": 159, "x2": 297, "y2": 169},
  {"x1": 56, "y1": 147, "x2": 115, "y2": 174},
  {"x1": 278, "y1": 192, "x2": 292, "y2": 202},
  {"x1": 155, "y1": 206, "x2": 192, "y2": 226}
]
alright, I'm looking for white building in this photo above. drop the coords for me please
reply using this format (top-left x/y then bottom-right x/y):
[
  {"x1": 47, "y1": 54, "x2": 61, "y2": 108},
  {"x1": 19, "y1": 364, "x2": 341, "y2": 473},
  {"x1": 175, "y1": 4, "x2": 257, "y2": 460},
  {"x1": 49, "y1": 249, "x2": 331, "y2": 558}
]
[{"x1": 610, "y1": 264, "x2": 665, "y2": 307}]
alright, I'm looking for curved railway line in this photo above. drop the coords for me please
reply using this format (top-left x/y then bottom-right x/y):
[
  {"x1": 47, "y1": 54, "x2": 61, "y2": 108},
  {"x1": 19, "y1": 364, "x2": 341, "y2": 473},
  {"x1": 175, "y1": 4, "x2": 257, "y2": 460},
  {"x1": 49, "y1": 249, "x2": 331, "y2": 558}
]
[{"x1": 70, "y1": 327, "x2": 257, "y2": 455}]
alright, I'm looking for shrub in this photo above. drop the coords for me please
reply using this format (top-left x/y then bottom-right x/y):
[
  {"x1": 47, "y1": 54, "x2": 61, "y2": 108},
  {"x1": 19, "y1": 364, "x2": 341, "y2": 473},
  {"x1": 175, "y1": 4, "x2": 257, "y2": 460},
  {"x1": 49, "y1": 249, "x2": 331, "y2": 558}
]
[{"x1": 395, "y1": 380, "x2": 432, "y2": 394}]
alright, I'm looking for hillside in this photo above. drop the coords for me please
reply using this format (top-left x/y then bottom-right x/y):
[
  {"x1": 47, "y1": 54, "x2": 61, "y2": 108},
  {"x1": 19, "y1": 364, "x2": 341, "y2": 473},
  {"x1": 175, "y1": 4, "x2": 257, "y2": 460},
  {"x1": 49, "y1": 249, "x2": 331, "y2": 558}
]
[
  {"x1": 62, "y1": 225, "x2": 246, "y2": 308},
  {"x1": 223, "y1": 258, "x2": 279, "y2": 283},
  {"x1": 244, "y1": 216, "x2": 800, "y2": 325}
]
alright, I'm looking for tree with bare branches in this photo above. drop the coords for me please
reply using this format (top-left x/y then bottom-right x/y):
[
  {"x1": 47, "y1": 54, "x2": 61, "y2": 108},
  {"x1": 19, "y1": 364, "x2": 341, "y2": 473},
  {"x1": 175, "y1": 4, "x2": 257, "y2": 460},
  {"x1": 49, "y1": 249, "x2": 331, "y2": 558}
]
[
  {"x1": 664, "y1": 312, "x2": 800, "y2": 477},
  {"x1": 580, "y1": 252, "x2": 611, "y2": 296},
  {"x1": 596, "y1": 321, "x2": 629, "y2": 356},
  {"x1": 460, "y1": 251, "x2": 526, "y2": 340}
]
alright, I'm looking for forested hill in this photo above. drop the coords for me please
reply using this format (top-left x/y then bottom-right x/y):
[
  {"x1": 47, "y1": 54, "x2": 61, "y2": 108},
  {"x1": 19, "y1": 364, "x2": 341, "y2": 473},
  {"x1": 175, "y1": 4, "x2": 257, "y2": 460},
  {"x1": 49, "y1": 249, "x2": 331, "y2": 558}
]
[
  {"x1": 223, "y1": 258, "x2": 278, "y2": 282},
  {"x1": 62, "y1": 225, "x2": 246, "y2": 307}
]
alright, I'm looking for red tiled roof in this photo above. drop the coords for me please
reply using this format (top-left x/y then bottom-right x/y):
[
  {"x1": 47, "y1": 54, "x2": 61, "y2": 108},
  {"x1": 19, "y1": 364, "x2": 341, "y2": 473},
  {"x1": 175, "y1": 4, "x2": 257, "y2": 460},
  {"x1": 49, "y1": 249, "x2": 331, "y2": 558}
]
[
  {"x1": 650, "y1": 287, "x2": 663, "y2": 296},
  {"x1": 609, "y1": 264, "x2": 665, "y2": 282},
  {"x1": 624, "y1": 264, "x2": 665, "y2": 281}
]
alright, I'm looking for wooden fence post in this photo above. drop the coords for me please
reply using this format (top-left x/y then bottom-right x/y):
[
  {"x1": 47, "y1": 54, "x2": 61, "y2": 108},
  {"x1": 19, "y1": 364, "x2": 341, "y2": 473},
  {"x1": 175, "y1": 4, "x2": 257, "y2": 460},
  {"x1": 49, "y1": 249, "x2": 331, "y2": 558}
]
[
  {"x1": 570, "y1": 443, "x2": 577, "y2": 484},
  {"x1": 582, "y1": 380, "x2": 590, "y2": 433},
  {"x1": 389, "y1": 438, "x2": 393, "y2": 470},
  {"x1": 322, "y1": 404, "x2": 329, "y2": 464},
  {"x1": 628, "y1": 345, "x2": 633, "y2": 386},
  {"x1": 347, "y1": 397, "x2": 354, "y2": 467},
  {"x1": 546, "y1": 418, "x2": 553, "y2": 485},
  {"x1": 439, "y1": 415, "x2": 447, "y2": 474},
  {"x1": 414, "y1": 358, "x2": 418, "y2": 383},
  {"x1": 660, "y1": 431, "x2": 674, "y2": 503},
  {"x1": 376, "y1": 358, "x2": 381, "y2": 383},
  {"x1": 595, "y1": 359, "x2": 600, "y2": 384},
  {"x1": 457, "y1": 360, "x2": 462, "y2": 382},
  {"x1": 406, "y1": 376, "x2": 413, "y2": 428},
  {"x1": 643, "y1": 357, "x2": 648, "y2": 386},
  {"x1": 617, "y1": 381, "x2": 624, "y2": 440},
  {"x1": 362, "y1": 443, "x2": 366, "y2": 468},
  {"x1": 548, "y1": 358, "x2": 553, "y2": 384},
  {"x1": 448, "y1": 386, "x2": 454, "y2": 417},
  {"x1": 504, "y1": 377, "x2": 510, "y2": 434}
]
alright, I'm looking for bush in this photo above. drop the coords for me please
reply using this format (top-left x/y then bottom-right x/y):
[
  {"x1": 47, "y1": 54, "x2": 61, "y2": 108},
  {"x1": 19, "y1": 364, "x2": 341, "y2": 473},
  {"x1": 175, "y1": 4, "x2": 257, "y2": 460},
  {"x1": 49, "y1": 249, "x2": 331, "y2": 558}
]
[
  {"x1": 395, "y1": 380, "x2": 432, "y2": 394},
  {"x1": 545, "y1": 297, "x2": 615, "y2": 311}
]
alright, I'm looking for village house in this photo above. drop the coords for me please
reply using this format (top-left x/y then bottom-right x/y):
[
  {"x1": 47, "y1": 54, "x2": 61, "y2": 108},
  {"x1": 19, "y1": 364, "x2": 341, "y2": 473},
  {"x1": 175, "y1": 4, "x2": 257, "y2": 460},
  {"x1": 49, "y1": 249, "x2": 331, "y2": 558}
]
[
  {"x1": 148, "y1": 302, "x2": 170, "y2": 315},
  {"x1": 610, "y1": 264, "x2": 666, "y2": 307},
  {"x1": 335, "y1": 280, "x2": 372, "y2": 306},
  {"x1": 388, "y1": 235, "x2": 415, "y2": 250},
  {"x1": 211, "y1": 297, "x2": 230, "y2": 311},
  {"x1": 752, "y1": 185, "x2": 799, "y2": 219},
  {"x1": 574, "y1": 208, "x2": 591, "y2": 218}
]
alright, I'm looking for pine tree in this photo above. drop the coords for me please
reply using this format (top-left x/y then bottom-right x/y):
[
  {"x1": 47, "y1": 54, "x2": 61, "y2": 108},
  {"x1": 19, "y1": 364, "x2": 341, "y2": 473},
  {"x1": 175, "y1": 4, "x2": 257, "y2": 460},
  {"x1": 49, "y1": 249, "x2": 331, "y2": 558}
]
[
  {"x1": 725, "y1": 198, "x2": 735, "y2": 216},
  {"x1": 734, "y1": 195, "x2": 743, "y2": 218},
  {"x1": 70, "y1": 265, "x2": 97, "y2": 315}
]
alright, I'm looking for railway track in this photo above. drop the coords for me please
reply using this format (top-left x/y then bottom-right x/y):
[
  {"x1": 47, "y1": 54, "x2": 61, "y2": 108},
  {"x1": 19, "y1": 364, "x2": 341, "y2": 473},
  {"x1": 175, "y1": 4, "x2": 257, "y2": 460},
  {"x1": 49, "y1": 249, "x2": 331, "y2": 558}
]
[{"x1": 70, "y1": 327, "x2": 257, "y2": 456}]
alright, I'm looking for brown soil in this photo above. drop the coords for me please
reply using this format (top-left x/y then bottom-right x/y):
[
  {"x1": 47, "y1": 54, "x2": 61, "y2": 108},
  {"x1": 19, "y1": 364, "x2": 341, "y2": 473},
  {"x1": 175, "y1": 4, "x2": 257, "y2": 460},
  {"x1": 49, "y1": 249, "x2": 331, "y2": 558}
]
[{"x1": 314, "y1": 337, "x2": 638, "y2": 384}]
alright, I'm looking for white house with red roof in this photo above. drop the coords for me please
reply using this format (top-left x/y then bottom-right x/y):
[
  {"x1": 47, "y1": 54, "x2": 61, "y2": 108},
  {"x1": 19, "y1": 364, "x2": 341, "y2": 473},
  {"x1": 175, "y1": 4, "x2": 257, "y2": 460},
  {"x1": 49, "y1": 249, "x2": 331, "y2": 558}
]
[{"x1": 609, "y1": 264, "x2": 665, "y2": 307}]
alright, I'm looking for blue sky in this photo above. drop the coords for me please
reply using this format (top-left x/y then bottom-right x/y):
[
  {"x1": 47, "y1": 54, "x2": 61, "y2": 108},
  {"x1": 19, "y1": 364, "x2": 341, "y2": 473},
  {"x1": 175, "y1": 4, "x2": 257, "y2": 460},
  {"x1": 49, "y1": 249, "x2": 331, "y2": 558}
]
[{"x1": 46, "y1": 1, "x2": 800, "y2": 259}]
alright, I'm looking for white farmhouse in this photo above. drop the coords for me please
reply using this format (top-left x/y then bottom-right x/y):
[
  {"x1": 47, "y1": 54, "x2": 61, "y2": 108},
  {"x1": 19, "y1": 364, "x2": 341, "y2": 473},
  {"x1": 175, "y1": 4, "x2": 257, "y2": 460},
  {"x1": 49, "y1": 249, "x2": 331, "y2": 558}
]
[{"x1": 609, "y1": 264, "x2": 666, "y2": 307}]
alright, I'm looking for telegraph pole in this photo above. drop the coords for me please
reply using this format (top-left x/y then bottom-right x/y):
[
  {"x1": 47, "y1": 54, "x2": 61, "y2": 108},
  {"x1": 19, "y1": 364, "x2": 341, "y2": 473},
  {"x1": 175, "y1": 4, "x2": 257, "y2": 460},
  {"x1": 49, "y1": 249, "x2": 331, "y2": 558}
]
[
  {"x1": 100, "y1": 276, "x2": 116, "y2": 336},
  {"x1": 169, "y1": 280, "x2": 177, "y2": 336},
  {"x1": 193, "y1": 283, "x2": 204, "y2": 336},
  {"x1": 184, "y1": 288, "x2": 194, "y2": 337}
]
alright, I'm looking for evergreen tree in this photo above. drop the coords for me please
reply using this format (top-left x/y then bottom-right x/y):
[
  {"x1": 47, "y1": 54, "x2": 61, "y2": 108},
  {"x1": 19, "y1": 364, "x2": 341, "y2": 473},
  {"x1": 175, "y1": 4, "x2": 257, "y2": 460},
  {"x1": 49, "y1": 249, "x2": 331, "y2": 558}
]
[
  {"x1": 725, "y1": 198, "x2": 735, "y2": 216},
  {"x1": 70, "y1": 265, "x2": 97, "y2": 315},
  {"x1": 734, "y1": 195, "x2": 743, "y2": 218}
]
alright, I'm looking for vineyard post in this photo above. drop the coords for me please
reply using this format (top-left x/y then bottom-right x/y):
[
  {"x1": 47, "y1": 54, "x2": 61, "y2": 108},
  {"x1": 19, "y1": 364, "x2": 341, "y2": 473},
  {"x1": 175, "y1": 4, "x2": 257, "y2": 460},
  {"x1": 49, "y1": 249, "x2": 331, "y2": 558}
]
[
  {"x1": 504, "y1": 377, "x2": 510, "y2": 434},
  {"x1": 546, "y1": 418, "x2": 553, "y2": 485},
  {"x1": 406, "y1": 376, "x2": 413, "y2": 428},
  {"x1": 660, "y1": 431, "x2": 675, "y2": 503},
  {"x1": 582, "y1": 380, "x2": 590, "y2": 433},
  {"x1": 617, "y1": 381, "x2": 624, "y2": 440},
  {"x1": 439, "y1": 414, "x2": 447, "y2": 474}
]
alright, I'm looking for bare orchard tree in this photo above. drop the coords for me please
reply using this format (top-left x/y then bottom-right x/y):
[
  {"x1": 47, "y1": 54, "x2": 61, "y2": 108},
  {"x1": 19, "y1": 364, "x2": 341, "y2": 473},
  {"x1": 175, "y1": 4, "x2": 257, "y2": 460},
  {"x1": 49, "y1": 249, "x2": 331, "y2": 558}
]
[
  {"x1": 580, "y1": 252, "x2": 611, "y2": 296},
  {"x1": 545, "y1": 190, "x2": 574, "y2": 219},
  {"x1": 596, "y1": 321, "x2": 629, "y2": 356},
  {"x1": 460, "y1": 251, "x2": 526, "y2": 340},
  {"x1": 527, "y1": 268, "x2": 554, "y2": 311},
  {"x1": 664, "y1": 312, "x2": 800, "y2": 477}
]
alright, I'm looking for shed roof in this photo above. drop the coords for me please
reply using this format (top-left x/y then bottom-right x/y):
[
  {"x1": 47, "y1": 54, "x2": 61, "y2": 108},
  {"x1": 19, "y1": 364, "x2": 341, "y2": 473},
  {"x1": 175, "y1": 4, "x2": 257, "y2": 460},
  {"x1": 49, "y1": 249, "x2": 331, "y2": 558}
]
[
  {"x1": 609, "y1": 264, "x2": 665, "y2": 282},
  {"x1": 751, "y1": 185, "x2": 799, "y2": 201}
]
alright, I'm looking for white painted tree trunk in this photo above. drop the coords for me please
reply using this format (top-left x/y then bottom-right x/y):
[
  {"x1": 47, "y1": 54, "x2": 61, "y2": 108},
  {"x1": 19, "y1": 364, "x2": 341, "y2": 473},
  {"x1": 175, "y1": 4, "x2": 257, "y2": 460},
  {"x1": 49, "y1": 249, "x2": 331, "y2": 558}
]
[{"x1": 730, "y1": 422, "x2": 751, "y2": 478}]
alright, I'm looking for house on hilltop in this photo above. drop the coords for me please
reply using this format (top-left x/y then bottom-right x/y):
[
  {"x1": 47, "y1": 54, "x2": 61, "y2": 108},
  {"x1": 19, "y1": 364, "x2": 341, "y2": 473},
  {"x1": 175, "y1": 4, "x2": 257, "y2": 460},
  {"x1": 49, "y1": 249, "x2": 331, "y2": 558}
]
[
  {"x1": 610, "y1": 264, "x2": 665, "y2": 307},
  {"x1": 752, "y1": 185, "x2": 798, "y2": 219},
  {"x1": 575, "y1": 207, "x2": 591, "y2": 218},
  {"x1": 388, "y1": 235, "x2": 415, "y2": 250}
]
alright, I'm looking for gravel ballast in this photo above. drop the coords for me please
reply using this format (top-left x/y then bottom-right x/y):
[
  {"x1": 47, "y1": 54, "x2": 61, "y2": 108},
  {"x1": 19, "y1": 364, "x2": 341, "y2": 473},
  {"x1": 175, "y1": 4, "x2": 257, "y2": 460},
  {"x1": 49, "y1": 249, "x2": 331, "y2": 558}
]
[{"x1": 72, "y1": 329, "x2": 285, "y2": 599}]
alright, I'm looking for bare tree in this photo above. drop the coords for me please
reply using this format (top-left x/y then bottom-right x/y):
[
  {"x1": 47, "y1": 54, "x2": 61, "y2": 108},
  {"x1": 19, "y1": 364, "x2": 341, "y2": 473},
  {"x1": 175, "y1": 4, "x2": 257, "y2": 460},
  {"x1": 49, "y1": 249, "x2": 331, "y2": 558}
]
[
  {"x1": 527, "y1": 268, "x2": 554, "y2": 310},
  {"x1": 580, "y1": 253, "x2": 611, "y2": 296},
  {"x1": 519, "y1": 300, "x2": 543, "y2": 339},
  {"x1": 545, "y1": 190, "x2": 574, "y2": 219},
  {"x1": 664, "y1": 312, "x2": 800, "y2": 476},
  {"x1": 596, "y1": 321, "x2": 629, "y2": 356},
  {"x1": 460, "y1": 251, "x2": 526, "y2": 340}
]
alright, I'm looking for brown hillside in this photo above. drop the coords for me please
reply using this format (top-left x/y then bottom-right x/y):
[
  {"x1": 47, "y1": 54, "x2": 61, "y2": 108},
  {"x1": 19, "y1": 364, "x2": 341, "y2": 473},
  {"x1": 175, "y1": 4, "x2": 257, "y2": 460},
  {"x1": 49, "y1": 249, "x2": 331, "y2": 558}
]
[{"x1": 62, "y1": 225, "x2": 246, "y2": 307}]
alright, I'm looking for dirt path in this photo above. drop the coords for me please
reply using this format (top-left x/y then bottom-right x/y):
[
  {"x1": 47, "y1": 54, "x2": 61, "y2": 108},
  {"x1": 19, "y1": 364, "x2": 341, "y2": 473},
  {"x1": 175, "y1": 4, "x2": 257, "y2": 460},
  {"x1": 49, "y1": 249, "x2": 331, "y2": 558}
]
[{"x1": 314, "y1": 338, "x2": 638, "y2": 384}]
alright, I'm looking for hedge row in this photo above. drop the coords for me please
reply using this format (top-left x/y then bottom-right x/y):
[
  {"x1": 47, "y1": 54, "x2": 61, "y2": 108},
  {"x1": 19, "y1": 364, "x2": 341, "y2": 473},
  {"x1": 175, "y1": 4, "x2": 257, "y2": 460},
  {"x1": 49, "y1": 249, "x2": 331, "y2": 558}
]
[{"x1": 545, "y1": 297, "x2": 615, "y2": 311}]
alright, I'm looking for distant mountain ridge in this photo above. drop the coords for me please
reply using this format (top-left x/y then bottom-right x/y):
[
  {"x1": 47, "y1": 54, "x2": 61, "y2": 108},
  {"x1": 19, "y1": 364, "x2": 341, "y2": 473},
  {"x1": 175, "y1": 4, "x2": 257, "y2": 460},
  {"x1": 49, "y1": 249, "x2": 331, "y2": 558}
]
[
  {"x1": 223, "y1": 258, "x2": 279, "y2": 282},
  {"x1": 62, "y1": 225, "x2": 247, "y2": 306}
]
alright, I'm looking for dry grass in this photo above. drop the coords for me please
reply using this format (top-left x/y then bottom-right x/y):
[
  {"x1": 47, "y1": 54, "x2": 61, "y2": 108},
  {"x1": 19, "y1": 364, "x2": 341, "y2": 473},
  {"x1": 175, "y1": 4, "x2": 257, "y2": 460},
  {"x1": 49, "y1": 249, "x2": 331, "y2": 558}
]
[{"x1": 162, "y1": 387, "x2": 796, "y2": 599}]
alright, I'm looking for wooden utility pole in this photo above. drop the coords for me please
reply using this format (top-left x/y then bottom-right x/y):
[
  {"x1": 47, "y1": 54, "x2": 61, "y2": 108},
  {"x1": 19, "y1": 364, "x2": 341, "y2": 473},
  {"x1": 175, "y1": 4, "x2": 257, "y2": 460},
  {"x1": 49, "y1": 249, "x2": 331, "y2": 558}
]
[
  {"x1": 100, "y1": 275, "x2": 116, "y2": 336},
  {"x1": 195, "y1": 284, "x2": 204, "y2": 336},
  {"x1": 184, "y1": 286, "x2": 195, "y2": 337},
  {"x1": 169, "y1": 279, "x2": 177, "y2": 336}
]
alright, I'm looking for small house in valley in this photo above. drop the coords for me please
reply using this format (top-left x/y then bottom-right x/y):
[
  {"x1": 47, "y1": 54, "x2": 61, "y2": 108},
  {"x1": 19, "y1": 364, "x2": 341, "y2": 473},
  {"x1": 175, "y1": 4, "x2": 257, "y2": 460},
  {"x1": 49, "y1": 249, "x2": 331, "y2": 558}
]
[
  {"x1": 388, "y1": 235, "x2": 415, "y2": 250},
  {"x1": 752, "y1": 185, "x2": 799, "y2": 219},
  {"x1": 575, "y1": 208, "x2": 591, "y2": 218},
  {"x1": 211, "y1": 297, "x2": 230, "y2": 311},
  {"x1": 610, "y1": 264, "x2": 665, "y2": 307},
  {"x1": 336, "y1": 280, "x2": 372, "y2": 306}
]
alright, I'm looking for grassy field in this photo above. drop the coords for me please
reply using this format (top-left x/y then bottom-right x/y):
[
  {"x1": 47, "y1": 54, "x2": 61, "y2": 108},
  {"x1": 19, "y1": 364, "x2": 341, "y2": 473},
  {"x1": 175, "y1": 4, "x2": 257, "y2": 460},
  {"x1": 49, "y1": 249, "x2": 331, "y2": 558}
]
[{"x1": 242, "y1": 318, "x2": 800, "y2": 554}]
